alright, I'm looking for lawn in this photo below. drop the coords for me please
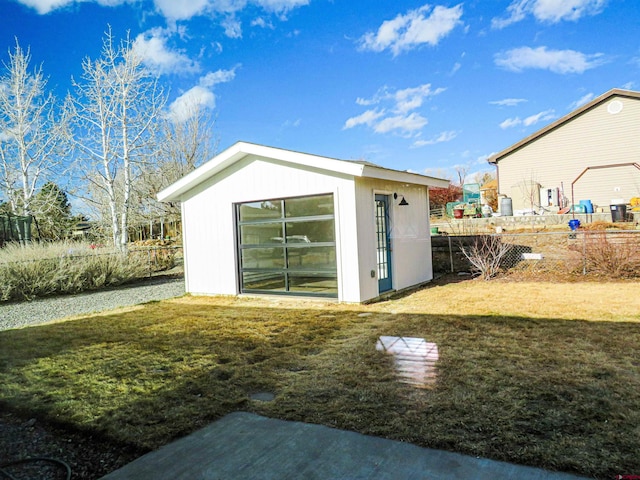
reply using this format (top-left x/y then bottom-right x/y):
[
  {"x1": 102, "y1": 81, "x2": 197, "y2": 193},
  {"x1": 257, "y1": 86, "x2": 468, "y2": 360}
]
[{"x1": 1, "y1": 278, "x2": 639, "y2": 479}]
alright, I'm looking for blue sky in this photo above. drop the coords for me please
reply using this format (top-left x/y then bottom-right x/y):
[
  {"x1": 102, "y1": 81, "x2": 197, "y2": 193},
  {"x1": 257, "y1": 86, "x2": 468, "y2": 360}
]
[{"x1": 1, "y1": 0, "x2": 639, "y2": 181}]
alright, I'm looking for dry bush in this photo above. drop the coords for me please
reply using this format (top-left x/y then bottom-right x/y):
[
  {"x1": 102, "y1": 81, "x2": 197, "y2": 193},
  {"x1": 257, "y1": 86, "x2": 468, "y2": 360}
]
[
  {"x1": 459, "y1": 235, "x2": 513, "y2": 280},
  {"x1": 0, "y1": 242, "x2": 148, "y2": 302},
  {"x1": 578, "y1": 231, "x2": 640, "y2": 278}
]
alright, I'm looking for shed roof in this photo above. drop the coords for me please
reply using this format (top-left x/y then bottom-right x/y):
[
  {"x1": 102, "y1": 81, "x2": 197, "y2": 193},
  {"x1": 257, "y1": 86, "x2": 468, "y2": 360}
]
[
  {"x1": 158, "y1": 141, "x2": 449, "y2": 202},
  {"x1": 488, "y1": 89, "x2": 640, "y2": 164}
]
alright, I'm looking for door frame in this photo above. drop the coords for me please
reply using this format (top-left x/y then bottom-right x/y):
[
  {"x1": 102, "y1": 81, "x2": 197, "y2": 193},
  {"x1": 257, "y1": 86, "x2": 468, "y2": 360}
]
[{"x1": 375, "y1": 193, "x2": 393, "y2": 293}]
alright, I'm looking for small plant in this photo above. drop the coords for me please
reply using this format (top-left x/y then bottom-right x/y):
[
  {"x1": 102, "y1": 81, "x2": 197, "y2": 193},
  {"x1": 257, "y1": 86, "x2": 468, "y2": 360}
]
[{"x1": 459, "y1": 234, "x2": 514, "y2": 280}]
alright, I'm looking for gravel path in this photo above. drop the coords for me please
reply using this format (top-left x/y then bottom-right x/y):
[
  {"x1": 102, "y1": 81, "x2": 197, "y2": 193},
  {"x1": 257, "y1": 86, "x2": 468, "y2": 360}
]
[{"x1": 0, "y1": 277, "x2": 185, "y2": 331}]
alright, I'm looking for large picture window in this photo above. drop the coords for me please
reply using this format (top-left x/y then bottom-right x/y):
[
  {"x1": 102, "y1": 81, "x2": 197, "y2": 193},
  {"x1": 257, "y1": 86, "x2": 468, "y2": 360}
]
[{"x1": 236, "y1": 193, "x2": 337, "y2": 297}]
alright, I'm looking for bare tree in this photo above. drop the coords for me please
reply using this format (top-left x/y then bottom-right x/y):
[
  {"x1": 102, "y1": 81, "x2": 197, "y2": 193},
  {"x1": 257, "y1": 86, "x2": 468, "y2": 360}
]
[
  {"x1": 132, "y1": 102, "x2": 217, "y2": 232},
  {"x1": 454, "y1": 164, "x2": 470, "y2": 187},
  {"x1": 69, "y1": 28, "x2": 165, "y2": 251},
  {"x1": 0, "y1": 40, "x2": 69, "y2": 218}
]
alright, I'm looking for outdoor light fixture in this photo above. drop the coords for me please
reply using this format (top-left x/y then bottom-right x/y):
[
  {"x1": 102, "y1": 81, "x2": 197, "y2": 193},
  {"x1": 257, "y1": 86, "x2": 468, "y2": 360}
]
[{"x1": 394, "y1": 192, "x2": 409, "y2": 206}]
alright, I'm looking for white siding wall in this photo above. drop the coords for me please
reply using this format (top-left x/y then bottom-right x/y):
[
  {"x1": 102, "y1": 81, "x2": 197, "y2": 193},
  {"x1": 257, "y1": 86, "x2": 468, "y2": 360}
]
[
  {"x1": 180, "y1": 155, "x2": 362, "y2": 302},
  {"x1": 355, "y1": 178, "x2": 432, "y2": 301},
  {"x1": 497, "y1": 96, "x2": 640, "y2": 210}
]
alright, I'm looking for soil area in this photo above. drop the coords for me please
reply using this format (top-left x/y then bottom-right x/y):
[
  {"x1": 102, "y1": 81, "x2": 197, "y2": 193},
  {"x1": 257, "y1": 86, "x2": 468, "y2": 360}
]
[{"x1": 0, "y1": 410, "x2": 144, "y2": 479}]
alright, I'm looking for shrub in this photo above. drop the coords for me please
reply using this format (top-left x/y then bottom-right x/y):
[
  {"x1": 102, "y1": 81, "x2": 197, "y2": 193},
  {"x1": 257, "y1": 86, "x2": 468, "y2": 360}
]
[
  {"x1": 459, "y1": 235, "x2": 514, "y2": 280},
  {"x1": 579, "y1": 231, "x2": 640, "y2": 278},
  {"x1": 0, "y1": 242, "x2": 148, "y2": 302}
]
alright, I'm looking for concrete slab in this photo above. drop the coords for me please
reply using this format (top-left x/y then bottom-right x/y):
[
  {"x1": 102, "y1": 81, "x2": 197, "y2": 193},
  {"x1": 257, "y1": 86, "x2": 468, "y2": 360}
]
[{"x1": 101, "y1": 412, "x2": 588, "y2": 480}]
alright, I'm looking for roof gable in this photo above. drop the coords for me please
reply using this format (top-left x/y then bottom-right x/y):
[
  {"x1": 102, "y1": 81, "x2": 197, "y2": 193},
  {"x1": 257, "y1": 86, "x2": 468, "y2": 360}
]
[
  {"x1": 488, "y1": 89, "x2": 640, "y2": 164},
  {"x1": 158, "y1": 141, "x2": 448, "y2": 202}
]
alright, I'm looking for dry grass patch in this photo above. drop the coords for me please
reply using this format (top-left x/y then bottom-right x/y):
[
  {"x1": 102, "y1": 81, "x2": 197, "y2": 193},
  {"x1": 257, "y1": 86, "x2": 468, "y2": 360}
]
[{"x1": 1, "y1": 280, "x2": 639, "y2": 479}]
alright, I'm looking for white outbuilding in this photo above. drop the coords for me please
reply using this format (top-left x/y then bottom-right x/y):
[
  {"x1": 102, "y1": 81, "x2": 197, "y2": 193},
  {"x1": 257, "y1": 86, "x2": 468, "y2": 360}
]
[{"x1": 158, "y1": 142, "x2": 448, "y2": 303}]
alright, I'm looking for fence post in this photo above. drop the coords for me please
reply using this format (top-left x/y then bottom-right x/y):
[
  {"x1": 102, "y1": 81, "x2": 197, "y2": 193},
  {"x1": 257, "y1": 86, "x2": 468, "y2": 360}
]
[
  {"x1": 448, "y1": 235, "x2": 454, "y2": 273},
  {"x1": 148, "y1": 248, "x2": 152, "y2": 278},
  {"x1": 582, "y1": 232, "x2": 587, "y2": 275}
]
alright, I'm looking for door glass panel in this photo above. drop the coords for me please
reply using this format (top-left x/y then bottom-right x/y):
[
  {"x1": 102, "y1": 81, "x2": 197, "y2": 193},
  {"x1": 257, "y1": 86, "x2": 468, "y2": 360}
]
[
  {"x1": 285, "y1": 219, "x2": 335, "y2": 243},
  {"x1": 240, "y1": 223, "x2": 283, "y2": 245},
  {"x1": 376, "y1": 200, "x2": 389, "y2": 279},
  {"x1": 239, "y1": 200, "x2": 282, "y2": 222},
  {"x1": 242, "y1": 272, "x2": 286, "y2": 291},
  {"x1": 241, "y1": 248, "x2": 285, "y2": 269},
  {"x1": 284, "y1": 194, "x2": 334, "y2": 217},
  {"x1": 288, "y1": 273, "x2": 338, "y2": 295},
  {"x1": 286, "y1": 246, "x2": 336, "y2": 270}
]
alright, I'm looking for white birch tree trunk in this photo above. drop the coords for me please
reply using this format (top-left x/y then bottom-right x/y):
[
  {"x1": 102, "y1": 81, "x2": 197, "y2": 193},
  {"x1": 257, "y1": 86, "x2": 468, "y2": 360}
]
[
  {"x1": 70, "y1": 28, "x2": 165, "y2": 252},
  {"x1": 0, "y1": 41, "x2": 69, "y2": 222}
]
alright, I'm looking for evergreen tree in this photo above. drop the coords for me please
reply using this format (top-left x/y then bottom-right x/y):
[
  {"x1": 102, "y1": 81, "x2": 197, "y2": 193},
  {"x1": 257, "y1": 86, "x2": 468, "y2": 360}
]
[{"x1": 31, "y1": 182, "x2": 74, "y2": 240}]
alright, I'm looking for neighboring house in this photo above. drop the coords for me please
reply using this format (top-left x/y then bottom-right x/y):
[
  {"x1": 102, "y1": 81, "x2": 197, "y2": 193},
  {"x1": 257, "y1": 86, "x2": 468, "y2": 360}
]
[
  {"x1": 488, "y1": 89, "x2": 640, "y2": 212},
  {"x1": 158, "y1": 142, "x2": 448, "y2": 303}
]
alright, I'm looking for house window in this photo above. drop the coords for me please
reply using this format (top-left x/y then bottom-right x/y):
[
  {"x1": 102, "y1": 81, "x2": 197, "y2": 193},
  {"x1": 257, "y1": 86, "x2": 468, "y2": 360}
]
[{"x1": 236, "y1": 193, "x2": 337, "y2": 297}]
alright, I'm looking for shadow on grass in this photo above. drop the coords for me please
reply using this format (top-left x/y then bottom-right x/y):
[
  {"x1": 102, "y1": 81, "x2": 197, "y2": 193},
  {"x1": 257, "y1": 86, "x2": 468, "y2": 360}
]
[{"x1": 0, "y1": 303, "x2": 639, "y2": 479}]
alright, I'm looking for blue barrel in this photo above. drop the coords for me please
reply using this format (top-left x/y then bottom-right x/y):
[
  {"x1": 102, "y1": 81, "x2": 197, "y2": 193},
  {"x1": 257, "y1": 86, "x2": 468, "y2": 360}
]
[{"x1": 579, "y1": 200, "x2": 594, "y2": 214}]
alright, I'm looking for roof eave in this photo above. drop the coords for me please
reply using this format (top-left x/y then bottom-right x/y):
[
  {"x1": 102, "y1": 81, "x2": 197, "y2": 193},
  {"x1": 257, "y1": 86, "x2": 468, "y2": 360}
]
[
  {"x1": 361, "y1": 165, "x2": 449, "y2": 187},
  {"x1": 158, "y1": 141, "x2": 449, "y2": 201}
]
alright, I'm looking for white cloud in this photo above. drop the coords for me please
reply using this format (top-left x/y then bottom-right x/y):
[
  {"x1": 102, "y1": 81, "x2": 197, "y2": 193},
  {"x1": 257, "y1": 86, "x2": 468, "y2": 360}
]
[
  {"x1": 153, "y1": 0, "x2": 214, "y2": 21},
  {"x1": 490, "y1": 98, "x2": 527, "y2": 107},
  {"x1": 374, "y1": 112, "x2": 427, "y2": 134},
  {"x1": 492, "y1": 0, "x2": 607, "y2": 29},
  {"x1": 222, "y1": 15, "x2": 243, "y2": 38},
  {"x1": 523, "y1": 109, "x2": 555, "y2": 126},
  {"x1": 255, "y1": 0, "x2": 309, "y2": 15},
  {"x1": 356, "y1": 84, "x2": 445, "y2": 114},
  {"x1": 18, "y1": 0, "x2": 309, "y2": 26},
  {"x1": 343, "y1": 109, "x2": 385, "y2": 130},
  {"x1": 344, "y1": 83, "x2": 444, "y2": 137},
  {"x1": 133, "y1": 28, "x2": 200, "y2": 75},
  {"x1": 282, "y1": 118, "x2": 301, "y2": 128},
  {"x1": 495, "y1": 46, "x2": 604, "y2": 74},
  {"x1": 152, "y1": 0, "x2": 308, "y2": 22},
  {"x1": 199, "y1": 67, "x2": 238, "y2": 87},
  {"x1": 568, "y1": 92, "x2": 594, "y2": 109},
  {"x1": 359, "y1": 4, "x2": 463, "y2": 56},
  {"x1": 396, "y1": 84, "x2": 446, "y2": 113},
  {"x1": 167, "y1": 66, "x2": 238, "y2": 123},
  {"x1": 16, "y1": 0, "x2": 131, "y2": 14},
  {"x1": 251, "y1": 17, "x2": 274, "y2": 28},
  {"x1": 499, "y1": 117, "x2": 521, "y2": 129},
  {"x1": 412, "y1": 130, "x2": 458, "y2": 148},
  {"x1": 167, "y1": 86, "x2": 216, "y2": 123},
  {"x1": 499, "y1": 109, "x2": 555, "y2": 129}
]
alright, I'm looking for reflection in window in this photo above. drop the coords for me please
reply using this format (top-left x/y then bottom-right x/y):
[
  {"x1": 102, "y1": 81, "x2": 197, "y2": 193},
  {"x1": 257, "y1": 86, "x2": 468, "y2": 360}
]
[
  {"x1": 285, "y1": 194, "x2": 334, "y2": 218},
  {"x1": 288, "y1": 273, "x2": 338, "y2": 294},
  {"x1": 242, "y1": 272, "x2": 286, "y2": 291},
  {"x1": 239, "y1": 201, "x2": 282, "y2": 222},
  {"x1": 241, "y1": 248, "x2": 285, "y2": 269},
  {"x1": 286, "y1": 220, "x2": 334, "y2": 243},
  {"x1": 237, "y1": 193, "x2": 337, "y2": 298},
  {"x1": 240, "y1": 224, "x2": 283, "y2": 245},
  {"x1": 376, "y1": 336, "x2": 438, "y2": 388}
]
